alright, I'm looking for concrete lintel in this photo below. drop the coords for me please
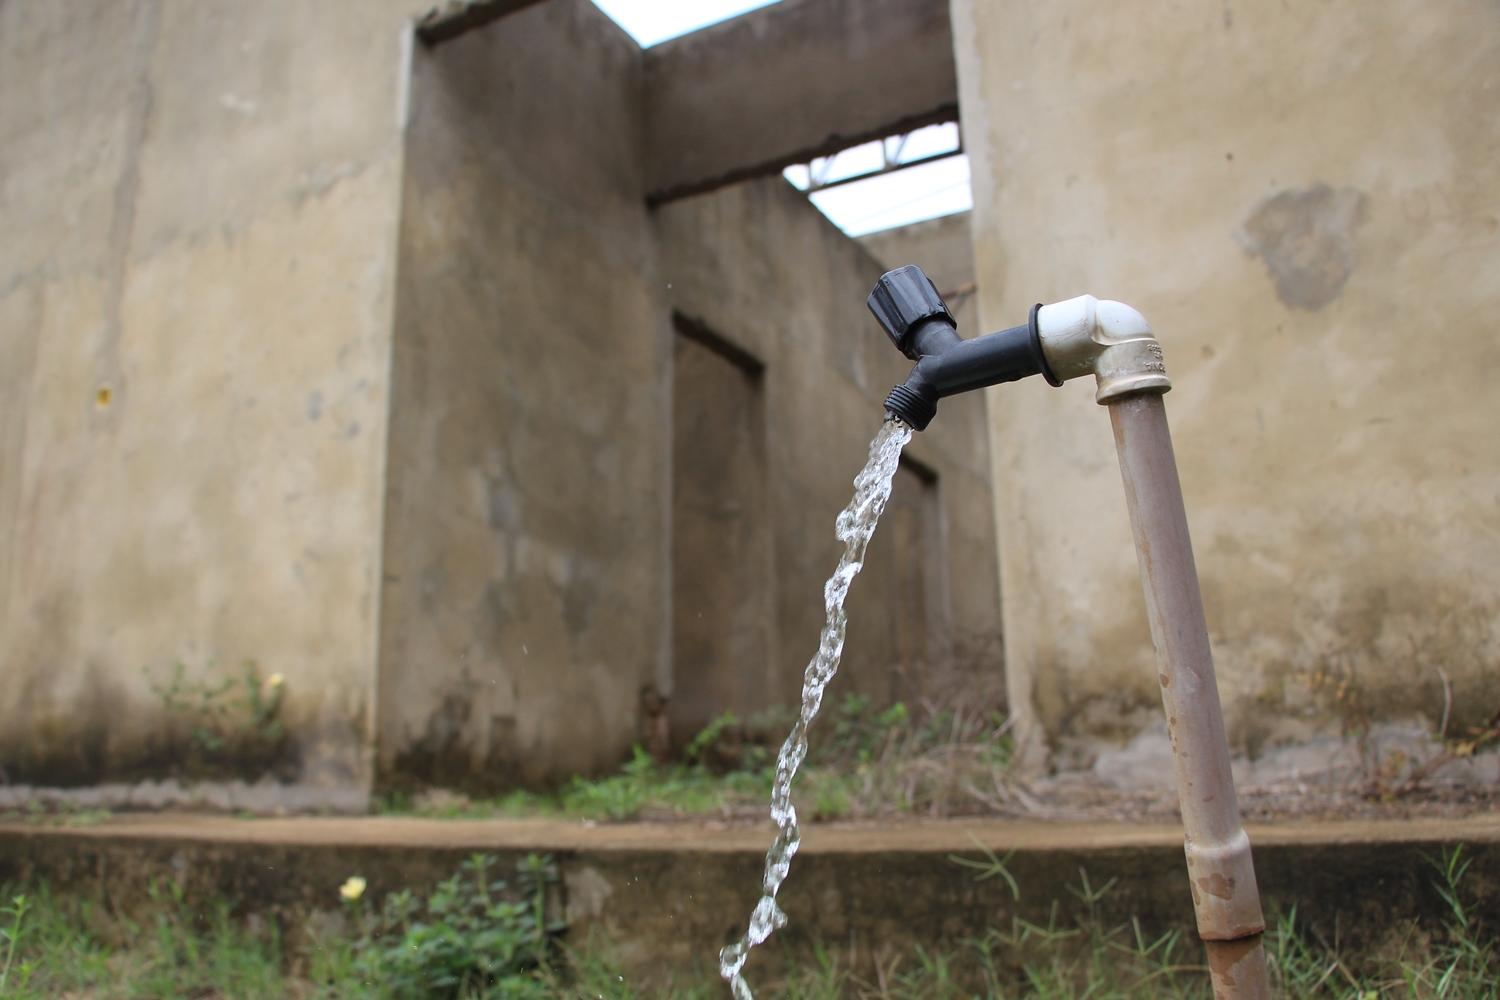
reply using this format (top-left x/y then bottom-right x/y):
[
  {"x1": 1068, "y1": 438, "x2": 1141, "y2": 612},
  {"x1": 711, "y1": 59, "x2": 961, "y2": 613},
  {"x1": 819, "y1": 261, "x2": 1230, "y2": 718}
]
[
  {"x1": 415, "y1": 0, "x2": 547, "y2": 44},
  {"x1": 644, "y1": 0, "x2": 959, "y2": 206}
]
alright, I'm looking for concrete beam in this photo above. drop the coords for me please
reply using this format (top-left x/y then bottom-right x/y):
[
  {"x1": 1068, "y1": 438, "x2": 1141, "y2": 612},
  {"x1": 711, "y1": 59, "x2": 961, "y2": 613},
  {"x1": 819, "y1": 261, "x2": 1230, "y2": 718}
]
[
  {"x1": 643, "y1": 0, "x2": 958, "y2": 206},
  {"x1": 415, "y1": 0, "x2": 547, "y2": 45}
]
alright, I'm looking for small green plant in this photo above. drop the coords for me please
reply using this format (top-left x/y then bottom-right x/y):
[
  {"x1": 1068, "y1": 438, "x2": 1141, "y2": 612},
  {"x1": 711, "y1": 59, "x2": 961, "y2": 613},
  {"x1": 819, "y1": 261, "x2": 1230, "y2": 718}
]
[
  {"x1": 18, "y1": 799, "x2": 111, "y2": 828},
  {"x1": 0, "y1": 894, "x2": 35, "y2": 996},
  {"x1": 827, "y1": 694, "x2": 909, "y2": 763},
  {"x1": 144, "y1": 659, "x2": 289, "y2": 780},
  {"x1": 1404, "y1": 845, "x2": 1499, "y2": 999},
  {"x1": 805, "y1": 693, "x2": 1016, "y2": 819},
  {"x1": 561, "y1": 745, "x2": 671, "y2": 820},
  {"x1": 328, "y1": 853, "x2": 565, "y2": 999},
  {"x1": 947, "y1": 833, "x2": 1020, "y2": 901},
  {"x1": 147, "y1": 659, "x2": 286, "y2": 753},
  {"x1": 684, "y1": 710, "x2": 741, "y2": 767}
]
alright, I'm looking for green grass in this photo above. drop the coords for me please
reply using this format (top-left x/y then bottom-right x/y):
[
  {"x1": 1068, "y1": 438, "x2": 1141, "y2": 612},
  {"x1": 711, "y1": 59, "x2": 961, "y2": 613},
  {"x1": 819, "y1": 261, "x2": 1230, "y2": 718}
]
[
  {"x1": 1, "y1": 799, "x2": 114, "y2": 828},
  {"x1": 0, "y1": 848, "x2": 1493, "y2": 999},
  {"x1": 0, "y1": 881, "x2": 284, "y2": 999},
  {"x1": 378, "y1": 696, "x2": 1016, "y2": 824},
  {"x1": 374, "y1": 744, "x2": 776, "y2": 824}
]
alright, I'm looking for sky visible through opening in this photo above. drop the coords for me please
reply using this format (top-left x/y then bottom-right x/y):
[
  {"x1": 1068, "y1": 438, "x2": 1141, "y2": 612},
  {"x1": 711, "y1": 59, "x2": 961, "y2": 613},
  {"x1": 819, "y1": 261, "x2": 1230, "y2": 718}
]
[{"x1": 589, "y1": 0, "x2": 972, "y2": 237}]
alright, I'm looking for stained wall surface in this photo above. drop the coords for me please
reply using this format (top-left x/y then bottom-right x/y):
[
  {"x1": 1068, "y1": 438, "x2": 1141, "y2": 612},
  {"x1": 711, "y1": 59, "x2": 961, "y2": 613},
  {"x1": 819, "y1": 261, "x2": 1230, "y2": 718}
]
[
  {"x1": 377, "y1": 0, "x2": 1001, "y2": 789},
  {"x1": 0, "y1": 0, "x2": 413, "y2": 803},
  {"x1": 951, "y1": 0, "x2": 1500, "y2": 767},
  {"x1": 377, "y1": 0, "x2": 668, "y2": 791},
  {"x1": 0, "y1": 0, "x2": 1004, "y2": 800}
]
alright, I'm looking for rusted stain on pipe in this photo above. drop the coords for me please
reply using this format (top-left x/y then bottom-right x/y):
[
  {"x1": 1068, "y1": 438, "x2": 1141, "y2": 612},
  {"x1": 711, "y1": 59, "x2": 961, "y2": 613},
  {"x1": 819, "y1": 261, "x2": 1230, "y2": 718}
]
[{"x1": 1206, "y1": 935, "x2": 1271, "y2": 1000}]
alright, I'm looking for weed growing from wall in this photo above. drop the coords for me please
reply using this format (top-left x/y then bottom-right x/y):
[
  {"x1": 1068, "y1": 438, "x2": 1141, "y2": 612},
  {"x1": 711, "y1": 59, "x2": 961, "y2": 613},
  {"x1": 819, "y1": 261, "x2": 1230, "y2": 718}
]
[
  {"x1": 1296, "y1": 662, "x2": 1500, "y2": 802},
  {"x1": 143, "y1": 660, "x2": 291, "y2": 781},
  {"x1": 380, "y1": 694, "x2": 1018, "y2": 823}
]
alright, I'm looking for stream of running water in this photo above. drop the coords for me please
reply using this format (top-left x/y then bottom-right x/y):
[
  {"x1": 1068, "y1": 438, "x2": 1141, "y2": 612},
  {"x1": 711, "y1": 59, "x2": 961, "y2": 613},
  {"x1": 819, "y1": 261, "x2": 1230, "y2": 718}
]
[{"x1": 718, "y1": 416, "x2": 914, "y2": 1000}]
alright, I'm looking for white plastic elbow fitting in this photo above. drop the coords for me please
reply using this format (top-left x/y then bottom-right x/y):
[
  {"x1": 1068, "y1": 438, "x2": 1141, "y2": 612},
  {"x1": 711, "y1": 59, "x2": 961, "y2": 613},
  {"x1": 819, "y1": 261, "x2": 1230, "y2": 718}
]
[{"x1": 1036, "y1": 295, "x2": 1171, "y2": 404}]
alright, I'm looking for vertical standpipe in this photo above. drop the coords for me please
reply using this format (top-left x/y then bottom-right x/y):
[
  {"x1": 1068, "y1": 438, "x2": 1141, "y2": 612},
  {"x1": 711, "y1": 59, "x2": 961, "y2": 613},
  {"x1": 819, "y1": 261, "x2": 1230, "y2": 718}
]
[
  {"x1": 868, "y1": 269, "x2": 1270, "y2": 1000},
  {"x1": 1108, "y1": 393, "x2": 1270, "y2": 1000}
]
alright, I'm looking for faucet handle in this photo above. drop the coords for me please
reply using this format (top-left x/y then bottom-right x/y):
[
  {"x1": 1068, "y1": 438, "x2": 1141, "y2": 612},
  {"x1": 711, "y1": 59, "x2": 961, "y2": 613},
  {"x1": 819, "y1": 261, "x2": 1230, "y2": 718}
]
[{"x1": 867, "y1": 265, "x2": 956, "y2": 361}]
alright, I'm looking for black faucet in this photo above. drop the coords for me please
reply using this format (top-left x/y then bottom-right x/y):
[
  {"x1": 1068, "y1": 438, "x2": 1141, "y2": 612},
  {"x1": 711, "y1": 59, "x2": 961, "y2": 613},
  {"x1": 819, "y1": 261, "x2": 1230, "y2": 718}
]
[{"x1": 867, "y1": 265, "x2": 1060, "y2": 430}]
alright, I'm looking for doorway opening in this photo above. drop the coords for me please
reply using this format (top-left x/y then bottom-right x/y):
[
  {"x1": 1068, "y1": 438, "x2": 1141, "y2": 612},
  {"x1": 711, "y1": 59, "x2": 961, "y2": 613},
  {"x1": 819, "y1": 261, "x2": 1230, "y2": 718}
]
[{"x1": 669, "y1": 313, "x2": 771, "y2": 753}]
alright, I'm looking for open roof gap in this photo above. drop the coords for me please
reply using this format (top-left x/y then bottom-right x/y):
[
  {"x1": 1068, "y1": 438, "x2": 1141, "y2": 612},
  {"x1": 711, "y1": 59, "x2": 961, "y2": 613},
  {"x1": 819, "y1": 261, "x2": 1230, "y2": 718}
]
[{"x1": 590, "y1": 0, "x2": 783, "y2": 48}]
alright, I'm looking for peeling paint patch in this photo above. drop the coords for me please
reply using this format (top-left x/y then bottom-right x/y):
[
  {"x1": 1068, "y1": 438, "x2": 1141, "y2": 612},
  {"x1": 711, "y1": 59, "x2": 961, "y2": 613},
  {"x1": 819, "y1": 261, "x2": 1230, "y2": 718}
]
[
  {"x1": 1238, "y1": 184, "x2": 1367, "y2": 310},
  {"x1": 1197, "y1": 872, "x2": 1237, "y2": 900}
]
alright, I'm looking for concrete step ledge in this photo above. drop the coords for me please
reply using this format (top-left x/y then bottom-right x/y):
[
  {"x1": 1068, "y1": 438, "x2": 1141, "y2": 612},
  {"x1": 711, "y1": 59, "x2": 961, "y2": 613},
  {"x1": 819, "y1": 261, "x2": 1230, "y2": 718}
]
[{"x1": 4, "y1": 814, "x2": 1496, "y2": 979}]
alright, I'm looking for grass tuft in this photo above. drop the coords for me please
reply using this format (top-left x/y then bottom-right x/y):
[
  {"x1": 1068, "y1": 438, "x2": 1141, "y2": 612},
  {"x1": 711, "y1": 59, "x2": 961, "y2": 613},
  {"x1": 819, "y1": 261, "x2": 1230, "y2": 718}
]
[{"x1": 378, "y1": 694, "x2": 1016, "y2": 824}]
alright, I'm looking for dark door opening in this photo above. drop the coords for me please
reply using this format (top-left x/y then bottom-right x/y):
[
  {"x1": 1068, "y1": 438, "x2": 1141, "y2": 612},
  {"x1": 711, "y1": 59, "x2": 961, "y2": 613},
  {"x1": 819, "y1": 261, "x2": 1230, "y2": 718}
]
[{"x1": 669, "y1": 314, "x2": 770, "y2": 753}]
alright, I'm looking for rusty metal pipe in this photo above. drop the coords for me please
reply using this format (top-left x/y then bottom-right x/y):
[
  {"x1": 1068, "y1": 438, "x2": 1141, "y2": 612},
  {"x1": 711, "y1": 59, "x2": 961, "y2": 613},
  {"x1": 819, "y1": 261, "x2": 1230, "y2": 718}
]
[
  {"x1": 1032, "y1": 292, "x2": 1269, "y2": 997},
  {"x1": 1109, "y1": 393, "x2": 1269, "y2": 1000}
]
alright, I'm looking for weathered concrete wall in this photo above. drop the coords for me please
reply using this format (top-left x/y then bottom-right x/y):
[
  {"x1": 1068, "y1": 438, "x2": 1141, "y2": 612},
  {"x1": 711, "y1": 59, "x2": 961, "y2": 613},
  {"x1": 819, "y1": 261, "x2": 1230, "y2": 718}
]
[
  {"x1": 415, "y1": 0, "x2": 546, "y2": 44},
  {"x1": 656, "y1": 179, "x2": 1001, "y2": 725},
  {"x1": 377, "y1": 0, "x2": 669, "y2": 790},
  {"x1": 0, "y1": 0, "x2": 413, "y2": 800},
  {"x1": 952, "y1": 0, "x2": 1500, "y2": 767},
  {"x1": 643, "y1": 0, "x2": 957, "y2": 204},
  {"x1": 0, "y1": 0, "x2": 1002, "y2": 801}
]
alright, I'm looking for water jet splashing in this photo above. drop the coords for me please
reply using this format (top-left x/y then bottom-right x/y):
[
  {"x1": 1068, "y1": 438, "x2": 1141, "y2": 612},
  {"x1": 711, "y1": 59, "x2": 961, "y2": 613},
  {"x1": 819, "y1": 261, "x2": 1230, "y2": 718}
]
[{"x1": 718, "y1": 416, "x2": 914, "y2": 1000}]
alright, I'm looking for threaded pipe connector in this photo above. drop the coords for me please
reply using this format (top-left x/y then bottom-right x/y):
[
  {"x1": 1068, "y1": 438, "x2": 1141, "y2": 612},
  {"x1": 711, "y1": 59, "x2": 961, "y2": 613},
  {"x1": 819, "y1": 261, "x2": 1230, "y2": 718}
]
[{"x1": 884, "y1": 383, "x2": 936, "y2": 431}]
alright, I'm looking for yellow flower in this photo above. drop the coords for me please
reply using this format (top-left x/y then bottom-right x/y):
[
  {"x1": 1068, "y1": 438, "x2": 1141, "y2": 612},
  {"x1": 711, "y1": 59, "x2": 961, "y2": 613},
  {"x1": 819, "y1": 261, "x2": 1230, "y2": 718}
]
[
  {"x1": 267, "y1": 673, "x2": 285, "y2": 688},
  {"x1": 339, "y1": 876, "x2": 366, "y2": 901}
]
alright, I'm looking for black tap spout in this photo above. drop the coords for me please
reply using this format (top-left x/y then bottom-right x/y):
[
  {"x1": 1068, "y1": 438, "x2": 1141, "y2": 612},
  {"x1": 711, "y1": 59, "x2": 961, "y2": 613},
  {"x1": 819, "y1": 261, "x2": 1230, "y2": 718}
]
[{"x1": 867, "y1": 265, "x2": 1059, "y2": 430}]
